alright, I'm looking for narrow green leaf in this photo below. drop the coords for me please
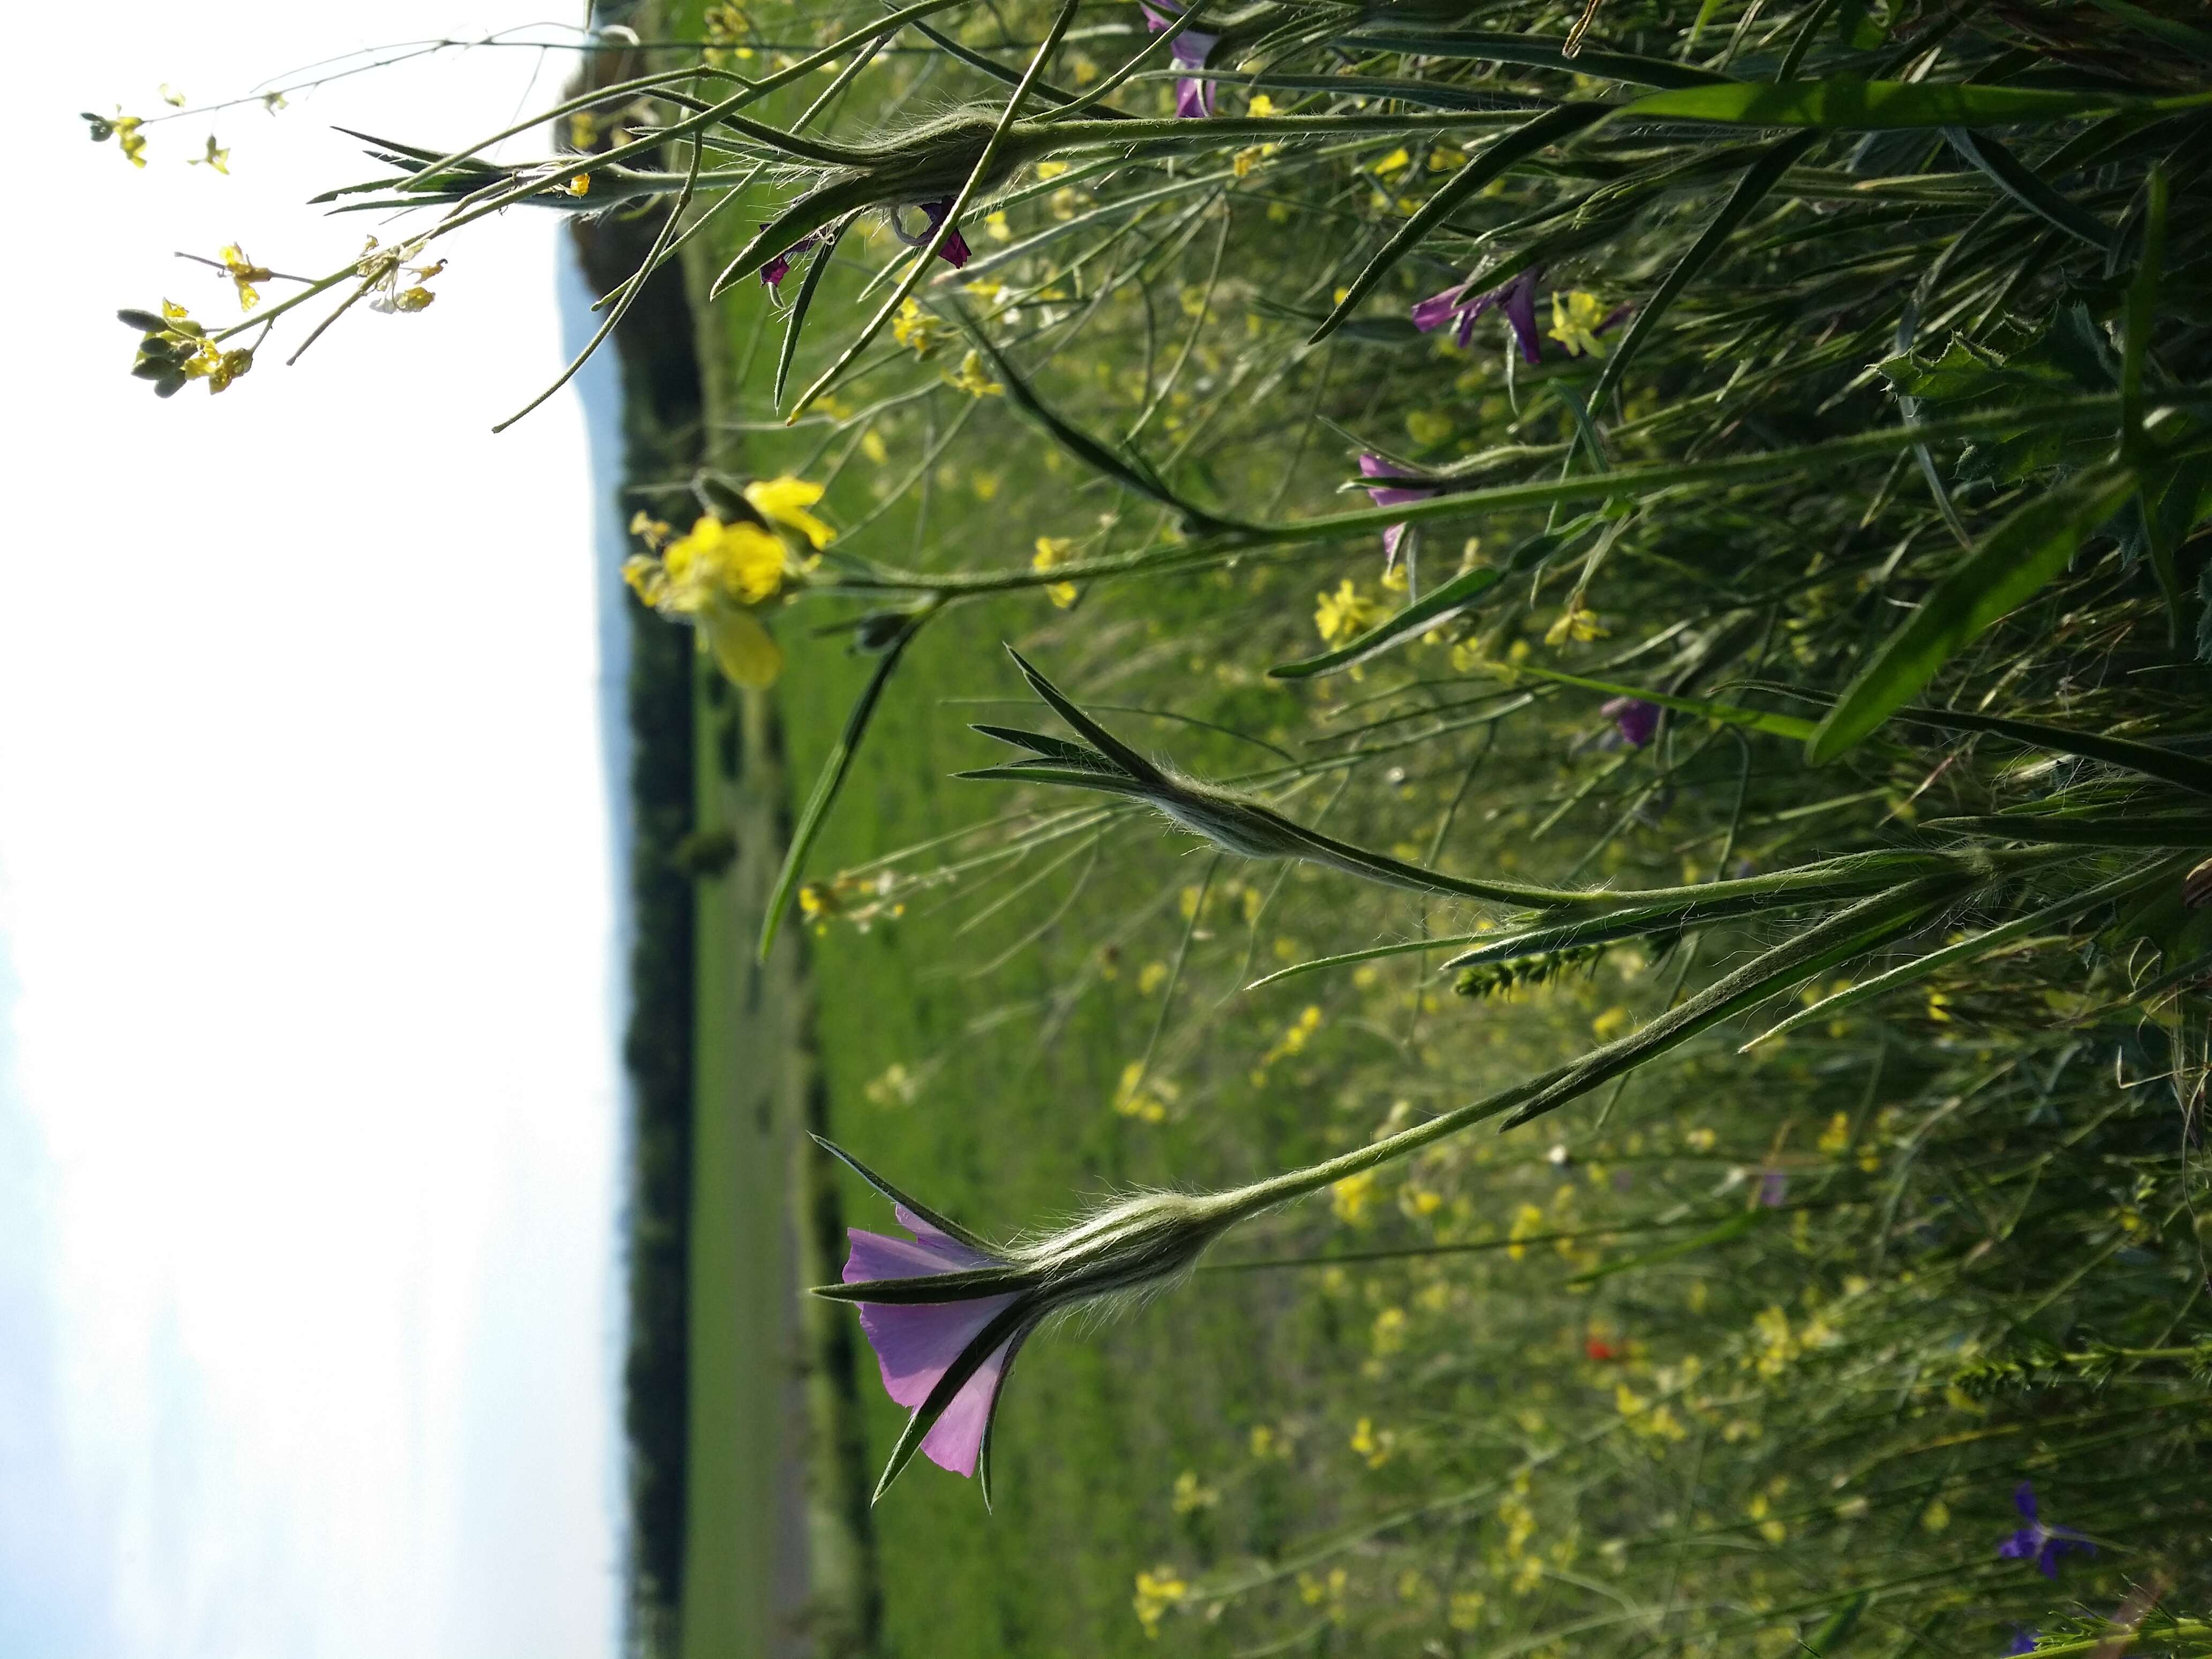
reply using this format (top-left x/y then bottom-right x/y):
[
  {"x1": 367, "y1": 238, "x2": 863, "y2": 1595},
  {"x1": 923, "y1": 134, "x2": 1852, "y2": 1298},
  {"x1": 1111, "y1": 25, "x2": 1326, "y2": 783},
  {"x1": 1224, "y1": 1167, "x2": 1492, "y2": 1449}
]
[
  {"x1": 1802, "y1": 1595, "x2": 1872, "y2": 1658},
  {"x1": 1245, "y1": 932, "x2": 1489, "y2": 992},
  {"x1": 1807, "y1": 465, "x2": 2139, "y2": 763},
  {"x1": 1496, "y1": 877, "x2": 1966, "y2": 1130},
  {"x1": 1942, "y1": 126, "x2": 2113, "y2": 250},
  {"x1": 1740, "y1": 857, "x2": 2184, "y2": 1049},
  {"x1": 953, "y1": 313, "x2": 1225, "y2": 531},
  {"x1": 2087, "y1": 0, "x2": 2212, "y2": 56},
  {"x1": 1885, "y1": 704, "x2": 2212, "y2": 799},
  {"x1": 1349, "y1": 27, "x2": 1736, "y2": 88},
  {"x1": 773, "y1": 223, "x2": 845, "y2": 408},
  {"x1": 1621, "y1": 79, "x2": 2207, "y2": 130},
  {"x1": 1003, "y1": 646, "x2": 1166, "y2": 786},
  {"x1": 759, "y1": 616, "x2": 929, "y2": 961},
  {"x1": 1504, "y1": 663, "x2": 1819, "y2": 740},
  {"x1": 811, "y1": 1134, "x2": 997, "y2": 1252},
  {"x1": 1310, "y1": 103, "x2": 1610, "y2": 346},
  {"x1": 1589, "y1": 129, "x2": 1818, "y2": 413},
  {"x1": 1921, "y1": 811, "x2": 2212, "y2": 847}
]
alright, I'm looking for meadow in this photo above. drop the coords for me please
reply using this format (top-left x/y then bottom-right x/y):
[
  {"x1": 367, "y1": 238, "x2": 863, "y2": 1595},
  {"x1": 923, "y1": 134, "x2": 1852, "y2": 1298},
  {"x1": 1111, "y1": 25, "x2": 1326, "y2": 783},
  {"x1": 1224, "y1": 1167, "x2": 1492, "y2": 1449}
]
[
  {"x1": 142, "y1": 2, "x2": 2212, "y2": 1655},
  {"x1": 622, "y1": 1, "x2": 2212, "y2": 1653}
]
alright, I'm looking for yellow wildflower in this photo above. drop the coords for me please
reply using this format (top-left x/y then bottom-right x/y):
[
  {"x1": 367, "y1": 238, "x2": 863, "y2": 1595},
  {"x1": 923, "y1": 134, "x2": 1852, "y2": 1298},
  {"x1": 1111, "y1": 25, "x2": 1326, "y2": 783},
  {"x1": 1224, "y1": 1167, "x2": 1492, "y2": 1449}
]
[
  {"x1": 1314, "y1": 579, "x2": 1387, "y2": 646},
  {"x1": 188, "y1": 136, "x2": 230, "y2": 174},
  {"x1": 1350, "y1": 1416, "x2": 1395, "y2": 1467},
  {"x1": 1247, "y1": 94, "x2": 1277, "y2": 116},
  {"x1": 890, "y1": 297, "x2": 948, "y2": 358},
  {"x1": 622, "y1": 514, "x2": 794, "y2": 687},
  {"x1": 1171, "y1": 1470, "x2": 1219, "y2": 1513},
  {"x1": 1137, "y1": 960, "x2": 1169, "y2": 996},
  {"x1": 1548, "y1": 290, "x2": 1613, "y2": 357},
  {"x1": 218, "y1": 244, "x2": 271, "y2": 310},
  {"x1": 742, "y1": 476, "x2": 835, "y2": 549},
  {"x1": 1371, "y1": 1306, "x2": 1408, "y2": 1356},
  {"x1": 1132, "y1": 1566, "x2": 1188, "y2": 1638},
  {"x1": 1922, "y1": 1498, "x2": 1951, "y2": 1533},
  {"x1": 1448, "y1": 1590, "x2": 1486, "y2": 1631},
  {"x1": 1507, "y1": 1202, "x2": 1545, "y2": 1261},
  {"x1": 943, "y1": 348, "x2": 1003, "y2": 397},
  {"x1": 113, "y1": 115, "x2": 148, "y2": 167},
  {"x1": 1331, "y1": 1170, "x2": 1379, "y2": 1226},
  {"x1": 1817, "y1": 1111, "x2": 1851, "y2": 1155},
  {"x1": 1544, "y1": 597, "x2": 1609, "y2": 645}
]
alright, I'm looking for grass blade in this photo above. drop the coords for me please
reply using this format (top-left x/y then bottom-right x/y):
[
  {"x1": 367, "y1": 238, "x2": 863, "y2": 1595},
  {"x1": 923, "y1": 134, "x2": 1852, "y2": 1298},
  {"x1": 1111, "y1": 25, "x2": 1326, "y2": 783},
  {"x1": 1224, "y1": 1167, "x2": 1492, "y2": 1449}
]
[
  {"x1": 759, "y1": 614, "x2": 930, "y2": 961},
  {"x1": 1588, "y1": 130, "x2": 1818, "y2": 414},
  {"x1": 1740, "y1": 856, "x2": 2184, "y2": 1049},
  {"x1": 1807, "y1": 465, "x2": 2139, "y2": 764}
]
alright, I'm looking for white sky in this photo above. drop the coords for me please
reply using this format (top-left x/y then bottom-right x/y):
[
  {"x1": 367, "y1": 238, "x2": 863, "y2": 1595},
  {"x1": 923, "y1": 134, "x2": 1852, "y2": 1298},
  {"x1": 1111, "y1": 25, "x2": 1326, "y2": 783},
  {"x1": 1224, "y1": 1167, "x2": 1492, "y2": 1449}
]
[{"x1": 2, "y1": 8, "x2": 625, "y2": 1657}]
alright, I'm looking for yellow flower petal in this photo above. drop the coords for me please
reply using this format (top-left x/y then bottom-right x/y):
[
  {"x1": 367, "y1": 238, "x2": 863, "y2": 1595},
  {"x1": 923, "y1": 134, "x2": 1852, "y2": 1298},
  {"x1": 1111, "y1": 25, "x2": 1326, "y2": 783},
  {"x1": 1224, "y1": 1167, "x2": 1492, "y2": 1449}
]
[
  {"x1": 743, "y1": 476, "x2": 835, "y2": 549},
  {"x1": 705, "y1": 607, "x2": 783, "y2": 688}
]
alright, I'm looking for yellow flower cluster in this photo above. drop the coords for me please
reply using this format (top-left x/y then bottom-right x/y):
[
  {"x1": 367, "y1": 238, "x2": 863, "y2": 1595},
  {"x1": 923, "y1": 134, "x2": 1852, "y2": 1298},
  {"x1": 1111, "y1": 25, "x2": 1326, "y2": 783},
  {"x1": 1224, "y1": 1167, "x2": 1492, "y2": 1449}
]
[
  {"x1": 1031, "y1": 536, "x2": 1079, "y2": 608},
  {"x1": 621, "y1": 477, "x2": 832, "y2": 688},
  {"x1": 1132, "y1": 1566, "x2": 1189, "y2": 1637},
  {"x1": 219, "y1": 244, "x2": 271, "y2": 311},
  {"x1": 1314, "y1": 579, "x2": 1387, "y2": 646},
  {"x1": 1548, "y1": 290, "x2": 1613, "y2": 357}
]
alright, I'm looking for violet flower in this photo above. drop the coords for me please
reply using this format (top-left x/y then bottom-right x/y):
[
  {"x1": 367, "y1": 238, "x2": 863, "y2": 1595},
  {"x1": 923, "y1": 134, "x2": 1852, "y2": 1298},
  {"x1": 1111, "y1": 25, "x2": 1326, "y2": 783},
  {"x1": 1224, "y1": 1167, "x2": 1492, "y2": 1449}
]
[
  {"x1": 759, "y1": 231, "x2": 821, "y2": 292},
  {"x1": 1756, "y1": 1168, "x2": 1789, "y2": 1208},
  {"x1": 818, "y1": 1136, "x2": 1240, "y2": 1503},
  {"x1": 890, "y1": 198, "x2": 971, "y2": 270},
  {"x1": 1602, "y1": 696, "x2": 1662, "y2": 750},
  {"x1": 845, "y1": 1203, "x2": 1022, "y2": 1483},
  {"x1": 1413, "y1": 265, "x2": 1545, "y2": 363},
  {"x1": 1997, "y1": 1483, "x2": 2095, "y2": 1579},
  {"x1": 1359, "y1": 453, "x2": 1439, "y2": 571},
  {"x1": 1141, "y1": 2, "x2": 1220, "y2": 118},
  {"x1": 2005, "y1": 1630, "x2": 2038, "y2": 1656}
]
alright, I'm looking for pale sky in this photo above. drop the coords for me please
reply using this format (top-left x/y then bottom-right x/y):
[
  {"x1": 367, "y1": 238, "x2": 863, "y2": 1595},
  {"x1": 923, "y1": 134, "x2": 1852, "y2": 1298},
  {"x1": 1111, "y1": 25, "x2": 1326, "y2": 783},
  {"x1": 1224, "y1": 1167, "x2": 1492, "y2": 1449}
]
[{"x1": 3, "y1": 9, "x2": 626, "y2": 1657}]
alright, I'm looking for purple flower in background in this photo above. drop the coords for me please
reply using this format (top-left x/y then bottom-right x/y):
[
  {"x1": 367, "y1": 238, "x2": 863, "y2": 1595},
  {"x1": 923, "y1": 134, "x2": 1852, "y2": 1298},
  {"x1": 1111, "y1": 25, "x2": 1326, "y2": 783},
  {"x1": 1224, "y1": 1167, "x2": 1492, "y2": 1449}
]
[
  {"x1": 1602, "y1": 696, "x2": 1661, "y2": 749},
  {"x1": 1414, "y1": 265, "x2": 1545, "y2": 362},
  {"x1": 891, "y1": 197, "x2": 971, "y2": 269},
  {"x1": 844, "y1": 1205, "x2": 1023, "y2": 1480},
  {"x1": 759, "y1": 230, "x2": 822, "y2": 291},
  {"x1": 2005, "y1": 1630, "x2": 2038, "y2": 1656},
  {"x1": 1756, "y1": 1168, "x2": 1789, "y2": 1208},
  {"x1": 1997, "y1": 1483, "x2": 2095, "y2": 1579},
  {"x1": 1359, "y1": 453, "x2": 1439, "y2": 571},
  {"x1": 1142, "y1": 2, "x2": 1220, "y2": 118},
  {"x1": 820, "y1": 1139, "x2": 1241, "y2": 1501}
]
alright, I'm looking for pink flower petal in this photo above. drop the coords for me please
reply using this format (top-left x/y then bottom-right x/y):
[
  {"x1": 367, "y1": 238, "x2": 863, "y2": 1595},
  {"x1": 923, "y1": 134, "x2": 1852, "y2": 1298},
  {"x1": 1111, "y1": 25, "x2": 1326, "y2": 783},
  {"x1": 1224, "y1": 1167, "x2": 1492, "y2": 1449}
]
[
  {"x1": 919, "y1": 1336, "x2": 1015, "y2": 1476},
  {"x1": 857, "y1": 1291, "x2": 1020, "y2": 1410}
]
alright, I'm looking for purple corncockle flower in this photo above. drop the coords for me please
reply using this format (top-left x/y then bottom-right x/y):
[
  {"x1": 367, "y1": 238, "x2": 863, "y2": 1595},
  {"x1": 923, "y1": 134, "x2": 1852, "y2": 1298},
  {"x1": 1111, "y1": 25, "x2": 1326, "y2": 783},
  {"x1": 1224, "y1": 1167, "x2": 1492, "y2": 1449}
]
[
  {"x1": 1602, "y1": 696, "x2": 1662, "y2": 749},
  {"x1": 759, "y1": 231, "x2": 821, "y2": 291},
  {"x1": 891, "y1": 197, "x2": 971, "y2": 270},
  {"x1": 1359, "y1": 452, "x2": 1438, "y2": 571},
  {"x1": 844, "y1": 1203, "x2": 1021, "y2": 1481},
  {"x1": 819, "y1": 1137, "x2": 1242, "y2": 1503},
  {"x1": 1413, "y1": 265, "x2": 1545, "y2": 362},
  {"x1": 1141, "y1": 2, "x2": 1220, "y2": 118},
  {"x1": 1997, "y1": 1483, "x2": 2095, "y2": 1579},
  {"x1": 2005, "y1": 1630, "x2": 2038, "y2": 1656}
]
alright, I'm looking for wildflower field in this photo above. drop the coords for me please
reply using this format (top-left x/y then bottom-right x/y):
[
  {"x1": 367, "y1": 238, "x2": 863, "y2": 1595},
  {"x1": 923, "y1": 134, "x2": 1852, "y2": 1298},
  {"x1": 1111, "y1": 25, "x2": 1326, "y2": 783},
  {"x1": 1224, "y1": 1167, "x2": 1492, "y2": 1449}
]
[{"x1": 114, "y1": 0, "x2": 2212, "y2": 1655}]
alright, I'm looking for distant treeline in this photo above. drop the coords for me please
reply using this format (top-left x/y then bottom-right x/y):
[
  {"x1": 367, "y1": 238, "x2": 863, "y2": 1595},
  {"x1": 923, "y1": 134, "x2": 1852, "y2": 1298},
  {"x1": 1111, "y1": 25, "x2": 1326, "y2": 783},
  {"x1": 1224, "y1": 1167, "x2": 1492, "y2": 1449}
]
[{"x1": 572, "y1": 193, "x2": 702, "y2": 1638}]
